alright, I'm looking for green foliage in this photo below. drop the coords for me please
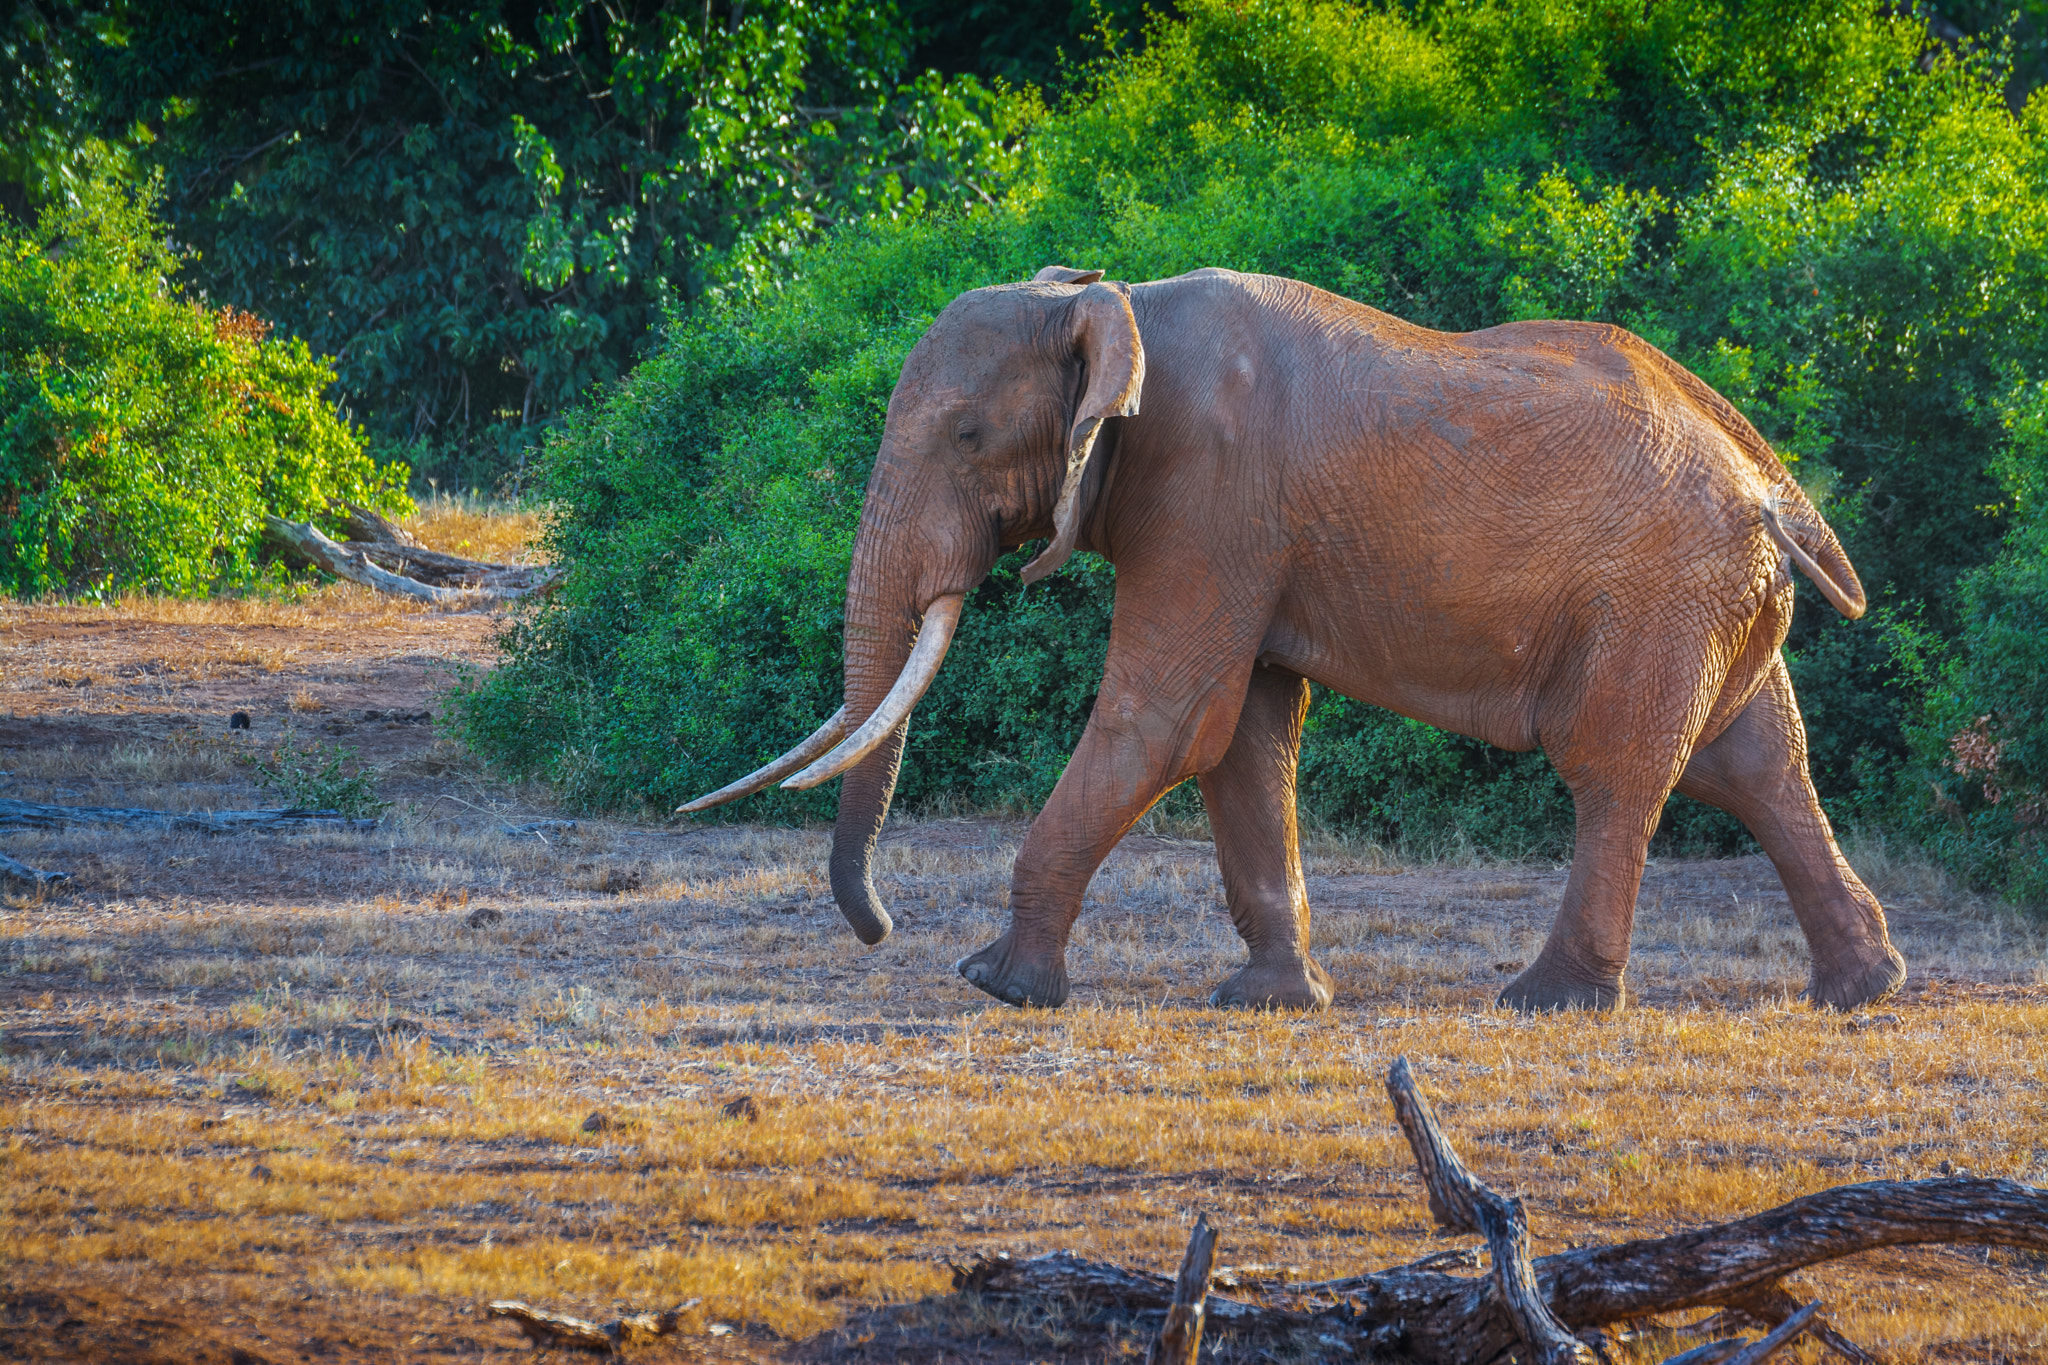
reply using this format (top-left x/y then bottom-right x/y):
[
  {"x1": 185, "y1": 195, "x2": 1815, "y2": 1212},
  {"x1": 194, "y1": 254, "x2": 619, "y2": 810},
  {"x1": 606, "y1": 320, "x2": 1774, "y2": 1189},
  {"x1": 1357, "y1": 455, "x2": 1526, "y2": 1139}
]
[
  {"x1": 241, "y1": 727, "x2": 389, "y2": 820},
  {"x1": 59, "y1": 0, "x2": 1033, "y2": 490},
  {"x1": 458, "y1": 0, "x2": 2048, "y2": 892},
  {"x1": 0, "y1": 170, "x2": 407, "y2": 597},
  {"x1": 906, "y1": 0, "x2": 1155, "y2": 91},
  {"x1": 1907, "y1": 380, "x2": 2048, "y2": 904},
  {"x1": 0, "y1": 2, "x2": 114, "y2": 217}
]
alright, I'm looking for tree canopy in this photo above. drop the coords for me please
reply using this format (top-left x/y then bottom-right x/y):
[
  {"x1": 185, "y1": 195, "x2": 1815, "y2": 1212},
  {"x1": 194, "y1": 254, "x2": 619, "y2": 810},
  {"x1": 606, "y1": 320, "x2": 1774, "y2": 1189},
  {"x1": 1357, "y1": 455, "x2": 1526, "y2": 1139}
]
[{"x1": 7, "y1": 1, "x2": 1037, "y2": 486}]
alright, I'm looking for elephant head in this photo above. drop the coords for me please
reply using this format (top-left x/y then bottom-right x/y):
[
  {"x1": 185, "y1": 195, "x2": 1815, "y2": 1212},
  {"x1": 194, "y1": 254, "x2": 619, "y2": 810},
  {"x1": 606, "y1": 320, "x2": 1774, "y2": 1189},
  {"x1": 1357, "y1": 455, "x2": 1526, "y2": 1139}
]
[{"x1": 681, "y1": 266, "x2": 1145, "y2": 945}]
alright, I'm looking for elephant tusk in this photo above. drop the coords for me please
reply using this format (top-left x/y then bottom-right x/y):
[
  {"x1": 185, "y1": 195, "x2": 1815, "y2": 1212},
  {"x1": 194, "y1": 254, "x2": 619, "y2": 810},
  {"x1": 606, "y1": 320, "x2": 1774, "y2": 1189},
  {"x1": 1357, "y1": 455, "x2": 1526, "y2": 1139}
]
[
  {"x1": 677, "y1": 706, "x2": 848, "y2": 812},
  {"x1": 782, "y1": 595, "x2": 966, "y2": 791}
]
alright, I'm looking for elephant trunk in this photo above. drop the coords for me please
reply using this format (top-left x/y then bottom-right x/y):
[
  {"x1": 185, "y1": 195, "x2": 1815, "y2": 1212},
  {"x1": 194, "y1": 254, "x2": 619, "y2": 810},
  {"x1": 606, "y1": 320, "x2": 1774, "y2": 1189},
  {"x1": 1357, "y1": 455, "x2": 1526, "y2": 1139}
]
[{"x1": 826, "y1": 461, "x2": 977, "y2": 946}]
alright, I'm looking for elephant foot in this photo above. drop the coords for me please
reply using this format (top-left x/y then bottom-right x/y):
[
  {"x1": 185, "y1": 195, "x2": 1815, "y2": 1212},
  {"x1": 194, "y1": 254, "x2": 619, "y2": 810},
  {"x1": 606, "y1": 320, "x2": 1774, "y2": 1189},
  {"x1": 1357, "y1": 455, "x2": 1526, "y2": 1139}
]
[
  {"x1": 1498, "y1": 963, "x2": 1626, "y2": 1013},
  {"x1": 957, "y1": 933, "x2": 1070, "y2": 1008},
  {"x1": 1210, "y1": 957, "x2": 1334, "y2": 1011},
  {"x1": 1805, "y1": 944, "x2": 1906, "y2": 1011}
]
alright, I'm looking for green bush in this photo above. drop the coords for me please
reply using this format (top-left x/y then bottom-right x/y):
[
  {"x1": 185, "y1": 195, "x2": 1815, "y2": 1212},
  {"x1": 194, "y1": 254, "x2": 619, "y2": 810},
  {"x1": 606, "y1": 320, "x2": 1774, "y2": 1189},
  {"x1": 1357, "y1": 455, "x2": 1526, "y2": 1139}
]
[
  {"x1": 455, "y1": 0, "x2": 2048, "y2": 888},
  {"x1": 0, "y1": 171, "x2": 407, "y2": 597},
  {"x1": 1907, "y1": 381, "x2": 2048, "y2": 902},
  {"x1": 241, "y1": 728, "x2": 390, "y2": 821},
  {"x1": 51, "y1": 1, "x2": 1034, "y2": 492}
]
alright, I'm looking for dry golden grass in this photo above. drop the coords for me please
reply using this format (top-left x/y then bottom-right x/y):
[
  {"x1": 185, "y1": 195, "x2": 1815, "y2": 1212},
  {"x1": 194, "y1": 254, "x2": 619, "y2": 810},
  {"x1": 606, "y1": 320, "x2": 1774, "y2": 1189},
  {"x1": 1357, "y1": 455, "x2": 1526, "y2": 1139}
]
[
  {"x1": 3, "y1": 594, "x2": 2046, "y2": 1362},
  {"x1": 3, "y1": 796, "x2": 2046, "y2": 1361},
  {"x1": 1, "y1": 582, "x2": 434, "y2": 628},
  {"x1": 404, "y1": 493, "x2": 546, "y2": 564}
]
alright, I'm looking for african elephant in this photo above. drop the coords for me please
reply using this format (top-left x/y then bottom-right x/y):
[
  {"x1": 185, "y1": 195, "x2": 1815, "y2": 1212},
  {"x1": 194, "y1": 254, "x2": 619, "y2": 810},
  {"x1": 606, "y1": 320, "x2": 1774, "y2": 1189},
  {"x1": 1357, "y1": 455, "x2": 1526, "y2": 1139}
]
[{"x1": 684, "y1": 265, "x2": 1907, "y2": 1014}]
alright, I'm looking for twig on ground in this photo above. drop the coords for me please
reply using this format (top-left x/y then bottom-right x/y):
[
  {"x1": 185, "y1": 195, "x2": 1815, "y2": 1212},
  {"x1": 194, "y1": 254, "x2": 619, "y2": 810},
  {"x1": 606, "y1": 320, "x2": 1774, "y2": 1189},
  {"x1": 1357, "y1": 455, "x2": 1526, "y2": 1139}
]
[
  {"x1": 487, "y1": 1299, "x2": 699, "y2": 1354},
  {"x1": 1723, "y1": 1301, "x2": 1822, "y2": 1365},
  {"x1": 503, "y1": 819, "x2": 577, "y2": 837},
  {"x1": 1656, "y1": 1340, "x2": 1749, "y2": 1365}
]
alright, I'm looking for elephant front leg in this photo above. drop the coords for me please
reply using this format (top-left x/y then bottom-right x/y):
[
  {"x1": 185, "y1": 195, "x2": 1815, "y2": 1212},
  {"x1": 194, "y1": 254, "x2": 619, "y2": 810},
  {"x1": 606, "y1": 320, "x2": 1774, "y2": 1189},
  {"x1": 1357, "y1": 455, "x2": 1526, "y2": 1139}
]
[
  {"x1": 1198, "y1": 664, "x2": 1333, "y2": 1010},
  {"x1": 1497, "y1": 779, "x2": 1663, "y2": 1013},
  {"x1": 1500, "y1": 645, "x2": 1721, "y2": 1013},
  {"x1": 958, "y1": 642, "x2": 1259, "y2": 1009}
]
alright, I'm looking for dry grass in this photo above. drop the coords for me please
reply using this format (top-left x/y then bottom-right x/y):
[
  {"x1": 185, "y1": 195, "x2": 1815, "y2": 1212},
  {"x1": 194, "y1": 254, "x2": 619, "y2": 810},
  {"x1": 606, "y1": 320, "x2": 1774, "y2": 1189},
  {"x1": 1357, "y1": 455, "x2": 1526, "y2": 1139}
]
[
  {"x1": 3, "y1": 581, "x2": 437, "y2": 628},
  {"x1": 2, "y1": 589, "x2": 2046, "y2": 1363},
  {"x1": 404, "y1": 493, "x2": 546, "y2": 565},
  {"x1": 3, "y1": 802, "x2": 2045, "y2": 1362}
]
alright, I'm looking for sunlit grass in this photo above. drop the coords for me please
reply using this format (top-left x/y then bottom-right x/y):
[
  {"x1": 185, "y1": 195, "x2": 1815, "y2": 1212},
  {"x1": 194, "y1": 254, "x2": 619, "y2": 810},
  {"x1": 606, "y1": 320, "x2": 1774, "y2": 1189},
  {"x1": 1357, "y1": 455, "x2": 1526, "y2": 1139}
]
[
  {"x1": 3, "y1": 592, "x2": 2046, "y2": 1357},
  {"x1": 404, "y1": 493, "x2": 546, "y2": 565}
]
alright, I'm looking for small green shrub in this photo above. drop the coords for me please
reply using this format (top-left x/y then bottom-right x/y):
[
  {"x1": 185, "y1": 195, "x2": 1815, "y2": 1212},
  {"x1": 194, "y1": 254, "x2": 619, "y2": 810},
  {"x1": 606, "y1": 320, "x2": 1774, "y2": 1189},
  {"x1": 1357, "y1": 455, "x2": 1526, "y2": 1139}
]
[
  {"x1": 0, "y1": 169, "x2": 408, "y2": 597},
  {"x1": 241, "y1": 728, "x2": 389, "y2": 821}
]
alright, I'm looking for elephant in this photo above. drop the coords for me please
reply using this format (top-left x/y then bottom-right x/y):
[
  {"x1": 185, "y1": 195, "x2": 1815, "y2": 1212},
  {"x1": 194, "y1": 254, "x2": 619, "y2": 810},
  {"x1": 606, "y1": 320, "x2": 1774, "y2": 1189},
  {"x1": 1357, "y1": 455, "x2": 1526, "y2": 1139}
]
[{"x1": 683, "y1": 264, "x2": 1907, "y2": 1014}]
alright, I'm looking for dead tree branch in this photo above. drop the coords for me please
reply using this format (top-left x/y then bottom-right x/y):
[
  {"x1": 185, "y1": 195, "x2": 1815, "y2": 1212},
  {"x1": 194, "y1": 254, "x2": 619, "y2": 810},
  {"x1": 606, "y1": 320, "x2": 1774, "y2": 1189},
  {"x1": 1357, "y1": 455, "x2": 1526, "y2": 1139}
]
[
  {"x1": 260, "y1": 514, "x2": 556, "y2": 605},
  {"x1": 0, "y1": 848, "x2": 70, "y2": 887},
  {"x1": 1724, "y1": 1301, "x2": 1821, "y2": 1365},
  {"x1": 1147, "y1": 1212, "x2": 1220, "y2": 1365},
  {"x1": 487, "y1": 1299, "x2": 696, "y2": 1354},
  {"x1": 333, "y1": 501, "x2": 422, "y2": 547},
  {"x1": 1387, "y1": 1054, "x2": 1594, "y2": 1365},
  {"x1": 0, "y1": 797, "x2": 376, "y2": 836},
  {"x1": 957, "y1": 1056, "x2": 2048, "y2": 1365}
]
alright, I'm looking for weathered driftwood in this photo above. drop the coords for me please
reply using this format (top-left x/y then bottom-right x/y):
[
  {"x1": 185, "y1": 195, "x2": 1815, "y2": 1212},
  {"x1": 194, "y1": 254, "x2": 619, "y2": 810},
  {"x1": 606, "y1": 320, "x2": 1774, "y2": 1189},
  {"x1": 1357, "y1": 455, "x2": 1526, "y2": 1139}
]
[
  {"x1": 0, "y1": 797, "x2": 376, "y2": 835},
  {"x1": 958, "y1": 1056, "x2": 2048, "y2": 1365},
  {"x1": 1387, "y1": 1054, "x2": 1594, "y2": 1365},
  {"x1": 1657, "y1": 1338, "x2": 1749, "y2": 1365},
  {"x1": 0, "y1": 848, "x2": 70, "y2": 887},
  {"x1": 1147, "y1": 1211, "x2": 1219, "y2": 1365},
  {"x1": 332, "y1": 501, "x2": 422, "y2": 548},
  {"x1": 260, "y1": 514, "x2": 556, "y2": 605},
  {"x1": 487, "y1": 1299, "x2": 697, "y2": 1354}
]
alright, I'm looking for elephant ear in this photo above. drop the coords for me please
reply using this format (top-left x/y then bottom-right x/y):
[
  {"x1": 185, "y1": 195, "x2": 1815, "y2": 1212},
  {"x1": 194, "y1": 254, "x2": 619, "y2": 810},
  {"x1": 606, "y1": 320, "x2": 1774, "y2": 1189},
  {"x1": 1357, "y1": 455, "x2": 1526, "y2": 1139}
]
[
  {"x1": 1032, "y1": 264, "x2": 1105, "y2": 285},
  {"x1": 1020, "y1": 282, "x2": 1145, "y2": 585}
]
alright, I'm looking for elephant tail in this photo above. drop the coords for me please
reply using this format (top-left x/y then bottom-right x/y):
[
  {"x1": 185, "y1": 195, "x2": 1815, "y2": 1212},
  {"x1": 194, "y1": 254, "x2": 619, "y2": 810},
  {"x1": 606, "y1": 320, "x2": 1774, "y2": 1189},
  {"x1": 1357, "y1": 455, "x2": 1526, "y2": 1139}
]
[
  {"x1": 1762, "y1": 494, "x2": 1866, "y2": 620},
  {"x1": 1629, "y1": 338, "x2": 1869, "y2": 621}
]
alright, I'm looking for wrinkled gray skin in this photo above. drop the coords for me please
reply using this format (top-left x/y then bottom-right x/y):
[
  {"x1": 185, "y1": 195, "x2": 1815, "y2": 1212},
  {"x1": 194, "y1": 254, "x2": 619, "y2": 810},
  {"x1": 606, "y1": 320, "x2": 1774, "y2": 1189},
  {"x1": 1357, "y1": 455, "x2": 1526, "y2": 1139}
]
[{"x1": 753, "y1": 265, "x2": 1905, "y2": 1015}]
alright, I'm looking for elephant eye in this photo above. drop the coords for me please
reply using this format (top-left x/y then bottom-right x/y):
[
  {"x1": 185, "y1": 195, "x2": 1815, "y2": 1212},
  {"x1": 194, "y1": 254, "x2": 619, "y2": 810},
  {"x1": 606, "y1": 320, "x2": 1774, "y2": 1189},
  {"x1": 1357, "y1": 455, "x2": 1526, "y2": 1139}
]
[{"x1": 953, "y1": 420, "x2": 982, "y2": 451}]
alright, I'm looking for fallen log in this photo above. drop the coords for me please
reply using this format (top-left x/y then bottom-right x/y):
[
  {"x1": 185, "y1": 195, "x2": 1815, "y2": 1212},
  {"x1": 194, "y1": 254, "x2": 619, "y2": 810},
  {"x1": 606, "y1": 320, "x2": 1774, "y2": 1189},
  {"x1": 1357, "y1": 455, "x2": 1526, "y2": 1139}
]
[
  {"x1": 957, "y1": 1056, "x2": 2048, "y2": 1365},
  {"x1": 332, "y1": 501, "x2": 422, "y2": 548},
  {"x1": 0, "y1": 797, "x2": 376, "y2": 835},
  {"x1": 346, "y1": 541, "x2": 552, "y2": 590},
  {"x1": 260, "y1": 515, "x2": 557, "y2": 605},
  {"x1": 487, "y1": 1299, "x2": 698, "y2": 1354},
  {"x1": 0, "y1": 848, "x2": 70, "y2": 887}
]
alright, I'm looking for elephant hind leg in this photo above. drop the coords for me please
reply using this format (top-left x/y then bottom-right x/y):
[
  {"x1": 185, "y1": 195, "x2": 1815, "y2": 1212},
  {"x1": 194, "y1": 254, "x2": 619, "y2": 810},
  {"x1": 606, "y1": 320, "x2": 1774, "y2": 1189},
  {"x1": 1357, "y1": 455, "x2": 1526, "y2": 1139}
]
[
  {"x1": 1674, "y1": 657, "x2": 1905, "y2": 1010},
  {"x1": 1198, "y1": 663, "x2": 1333, "y2": 1011}
]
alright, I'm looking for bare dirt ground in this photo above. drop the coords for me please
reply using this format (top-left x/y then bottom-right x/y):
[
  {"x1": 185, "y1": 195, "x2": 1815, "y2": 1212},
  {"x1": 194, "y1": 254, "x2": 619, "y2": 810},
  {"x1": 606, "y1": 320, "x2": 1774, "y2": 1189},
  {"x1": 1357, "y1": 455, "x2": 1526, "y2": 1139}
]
[{"x1": 2, "y1": 582, "x2": 2046, "y2": 1364}]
